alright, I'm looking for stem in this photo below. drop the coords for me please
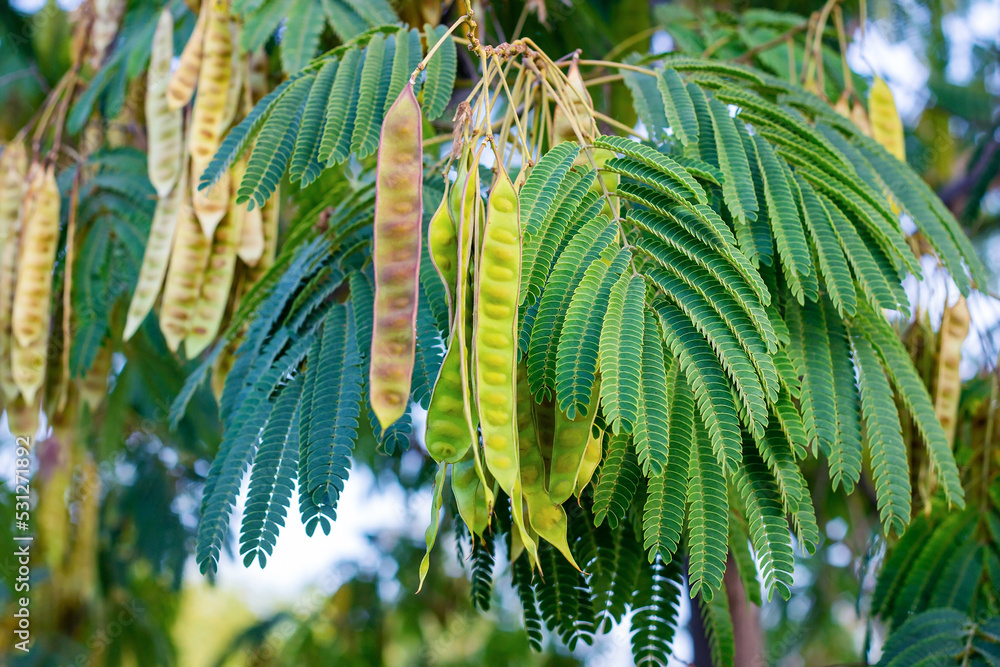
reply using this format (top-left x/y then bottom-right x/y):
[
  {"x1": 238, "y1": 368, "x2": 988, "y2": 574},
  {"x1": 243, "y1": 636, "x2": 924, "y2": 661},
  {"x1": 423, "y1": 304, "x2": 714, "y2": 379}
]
[
  {"x1": 411, "y1": 15, "x2": 469, "y2": 84},
  {"x1": 603, "y1": 26, "x2": 658, "y2": 61},
  {"x1": 592, "y1": 110, "x2": 643, "y2": 138},
  {"x1": 735, "y1": 23, "x2": 808, "y2": 63},
  {"x1": 585, "y1": 74, "x2": 624, "y2": 87}
]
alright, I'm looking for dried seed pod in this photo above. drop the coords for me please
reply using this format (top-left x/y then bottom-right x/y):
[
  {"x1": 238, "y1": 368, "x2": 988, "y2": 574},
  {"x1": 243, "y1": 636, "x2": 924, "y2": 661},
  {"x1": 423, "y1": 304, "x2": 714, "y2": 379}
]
[
  {"x1": 869, "y1": 77, "x2": 905, "y2": 161},
  {"x1": 552, "y1": 57, "x2": 594, "y2": 144},
  {"x1": 167, "y1": 4, "x2": 207, "y2": 110},
  {"x1": 0, "y1": 141, "x2": 27, "y2": 399},
  {"x1": 88, "y1": 0, "x2": 125, "y2": 70},
  {"x1": 79, "y1": 344, "x2": 111, "y2": 412},
  {"x1": 124, "y1": 158, "x2": 187, "y2": 341},
  {"x1": 189, "y1": 0, "x2": 233, "y2": 237},
  {"x1": 935, "y1": 294, "x2": 969, "y2": 445},
  {"x1": 12, "y1": 164, "x2": 59, "y2": 349},
  {"x1": 369, "y1": 82, "x2": 422, "y2": 429},
  {"x1": 185, "y1": 159, "x2": 246, "y2": 356},
  {"x1": 159, "y1": 188, "x2": 212, "y2": 351},
  {"x1": 146, "y1": 10, "x2": 183, "y2": 197},
  {"x1": 247, "y1": 193, "x2": 278, "y2": 284},
  {"x1": 218, "y1": 23, "x2": 245, "y2": 133},
  {"x1": 11, "y1": 321, "x2": 47, "y2": 404},
  {"x1": 237, "y1": 200, "x2": 264, "y2": 266}
]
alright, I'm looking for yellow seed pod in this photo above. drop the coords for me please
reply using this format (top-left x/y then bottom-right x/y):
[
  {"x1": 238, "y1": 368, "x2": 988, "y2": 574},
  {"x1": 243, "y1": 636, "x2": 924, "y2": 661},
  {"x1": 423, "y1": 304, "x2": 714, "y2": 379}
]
[
  {"x1": 146, "y1": 10, "x2": 183, "y2": 197},
  {"x1": 11, "y1": 327, "x2": 47, "y2": 404},
  {"x1": 12, "y1": 164, "x2": 59, "y2": 348},
  {"x1": 185, "y1": 159, "x2": 247, "y2": 356},
  {"x1": 237, "y1": 202, "x2": 264, "y2": 265},
  {"x1": 124, "y1": 158, "x2": 187, "y2": 341},
  {"x1": 0, "y1": 141, "x2": 27, "y2": 399},
  {"x1": 159, "y1": 188, "x2": 212, "y2": 351},
  {"x1": 552, "y1": 57, "x2": 594, "y2": 144},
  {"x1": 167, "y1": 4, "x2": 207, "y2": 110},
  {"x1": 574, "y1": 426, "x2": 603, "y2": 496},
  {"x1": 475, "y1": 167, "x2": 538, "y2": 565},
  {"x1": 869, "y1": 77, "x2": 905, "y2": 161},
  {"x1": 851, "y1": 100, "x2": 872, "y2": 137},
  {"x1": 935, "y1": 294, "x2": 969, "y2": 445}
]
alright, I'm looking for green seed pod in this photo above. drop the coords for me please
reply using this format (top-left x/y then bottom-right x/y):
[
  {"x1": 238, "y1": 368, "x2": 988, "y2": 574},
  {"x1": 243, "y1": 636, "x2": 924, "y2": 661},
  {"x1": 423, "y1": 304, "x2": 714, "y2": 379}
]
[
  {"x1": 574, "y1": 426, "x2": 603, "y2": 497},
  {"x1": 547, "y1": 380, "x2": 600, "y2": 504},
  {"x1": 517, "y1": 365, "x2": 579, "y2": 568},
  {"x1": 475, "y1": 167, "x2": 537, "y2": 565},
  {"x1": 426, "y1": 188, "x2": 457, "y2": 318},
  {"x1": 370, "y1": 82, "x2": 422, "y2": 430},
  {"x1": 417, "y1": 462, "x2": 447, "y2": 592},
  {"x1": 475, "y1": 167, "x2": 522, "y2": 492},
  {"x1": 452, "y1": 444, "x2": 490, "y2": 538}
]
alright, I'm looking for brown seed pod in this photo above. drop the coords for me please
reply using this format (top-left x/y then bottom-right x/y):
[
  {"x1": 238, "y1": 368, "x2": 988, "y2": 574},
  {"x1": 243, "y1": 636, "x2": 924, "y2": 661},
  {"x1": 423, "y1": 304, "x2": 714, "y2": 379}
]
[
  {"x1": 369, "y1": 82, "x2": 422, "y2": 430},
  {"x1": 167, "y1": 4, "x2": 207, "y2": 110}
]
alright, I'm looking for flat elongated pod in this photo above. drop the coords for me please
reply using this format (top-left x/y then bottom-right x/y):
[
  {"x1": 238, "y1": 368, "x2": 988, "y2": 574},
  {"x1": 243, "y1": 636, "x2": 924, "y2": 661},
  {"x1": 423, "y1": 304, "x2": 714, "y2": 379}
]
[
  {"x1": 12, "y1": 164, "x2": 59, "y2": 348},
  {"x1": 190, "y1": 0, "x2": 233, "y2": 237},
  {"x1": 218, "y1": 23, "x2": 245, "y2": 133},
  {"x1": 124, "y1": 159, "x2": 187, "y2": 340},
  {"x1": 247, "y1": 193, "x2": 278, "y2": 283},
  {"x1": 146, "y1": 10, "x2": 183, "y2": 196},
  {"x1": 552, "y1": 58, "x2": 594, "y2": 144},
  {"x1": 88, "y1": 0, "x2": 125, "y2": 69},
  {"x1": 370, "y1": 82, "x2": 422, "y2": 429},
  {"x1": 237, "y1": 204, "x2": 264, "y2": 266},
  {"x1": 574, "y1": 426, "x2": 603, "y2": 496},
  {"x1": 167, "y1": 4, "x2": 207, "y2": 110},
  {"x1": 475, "y1": 167, "x2": 522, "y2": 493},
  {"x1": 11, "y1": 164, "x2": 58, "y2": 403},
  {"x1": 426, "y1": 188, "x2": 456, "y2": 316},
  {"x1": 452, "y1": 445, "x2": 490, "y2": 537},
  {"x1": 935, "y1": 295, "x2": 969, "y2": 445},
  {"x1": 869, "y1": 78, "x2": 905, "y2": 161},
  {"x1": 417, "y1": 463, "x2": 447, "y2": 592},
  {"x1": 160, "y1": 189, "x2": 212, "y2": 351},
  {"x1": 0, "y1": 141, "x2": 27, "y2": 399},
  {"x1": 517, "y1": 364, "x2": 579, "y2": 568},
  {"x1": 547, "y1": 380, "x2": 600, "y2": 504},
  {"x1": 185, "y1": 159, "x2": 247, "y2": 356},
  {"x1": 425, "y1": 337, "x2": 476, "y2": 463}
]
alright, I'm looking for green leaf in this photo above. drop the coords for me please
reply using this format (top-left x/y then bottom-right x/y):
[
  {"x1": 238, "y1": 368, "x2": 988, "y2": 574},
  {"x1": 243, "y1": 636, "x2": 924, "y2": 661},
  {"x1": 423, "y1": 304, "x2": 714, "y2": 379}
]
[
  {"x1": 851, "y1": 331, "x2": 911, "y2": 536},
  {"x1": 281, "y1": 0, "x2": 326, "y2": 74},
  {"x1": 422, "y1": 24, "x2": 457, "y2": 120}
]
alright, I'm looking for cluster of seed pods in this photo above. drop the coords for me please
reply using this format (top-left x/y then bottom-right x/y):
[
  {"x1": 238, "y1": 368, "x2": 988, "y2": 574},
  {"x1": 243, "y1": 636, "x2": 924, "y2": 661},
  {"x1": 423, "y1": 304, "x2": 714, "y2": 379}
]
[
  {"x1": 373, "y1": 54, "x2": 619, "y2": 574},
  {"x1": 125, "y1": 3, "x2": 271, "y2": 359}
]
